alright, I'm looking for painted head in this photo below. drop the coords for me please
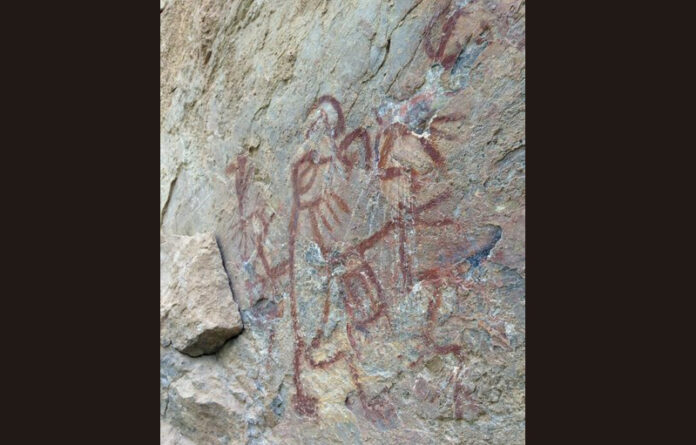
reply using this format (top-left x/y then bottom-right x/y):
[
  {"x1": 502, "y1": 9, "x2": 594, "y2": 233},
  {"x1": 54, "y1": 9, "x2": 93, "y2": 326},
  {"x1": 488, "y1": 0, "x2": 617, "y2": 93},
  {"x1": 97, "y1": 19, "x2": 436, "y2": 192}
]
[{"x1": 377, "y1": 121, "x2": 447, "y2": 211}]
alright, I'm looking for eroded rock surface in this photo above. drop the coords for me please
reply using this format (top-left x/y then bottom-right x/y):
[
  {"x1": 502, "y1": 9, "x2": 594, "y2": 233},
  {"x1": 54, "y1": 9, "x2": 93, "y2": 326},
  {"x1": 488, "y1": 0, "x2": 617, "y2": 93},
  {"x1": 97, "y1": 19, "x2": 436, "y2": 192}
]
[
  {"x1": 161, "y1": 0, "x2": 524, "y2": 443},
  {"x1": 161, "y1": 232, "x2": 243, "y2": 357}
]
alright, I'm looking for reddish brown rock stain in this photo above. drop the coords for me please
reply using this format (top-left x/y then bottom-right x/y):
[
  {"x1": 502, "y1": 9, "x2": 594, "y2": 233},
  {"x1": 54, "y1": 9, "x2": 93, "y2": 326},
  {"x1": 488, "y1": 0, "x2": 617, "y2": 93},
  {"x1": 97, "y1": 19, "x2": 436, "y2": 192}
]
[
  {"x1": 423, "y1": 1, "x2": 467, "y2": 70},
  {"x1": 225, "y1": 155, "x2": 256, "y2": 260},
  {"x1": 287, "y1": 93, "x2": 468, "y2": 421},
  {"x1": 227, "y1": 94, "x2": 473, "y2": 423},
  {"x1": 423, "y1": 0, "x2": 494, "y2": 71},
  {"x1": 221, "y1": 2, "x2": 511, "y2": 423}
]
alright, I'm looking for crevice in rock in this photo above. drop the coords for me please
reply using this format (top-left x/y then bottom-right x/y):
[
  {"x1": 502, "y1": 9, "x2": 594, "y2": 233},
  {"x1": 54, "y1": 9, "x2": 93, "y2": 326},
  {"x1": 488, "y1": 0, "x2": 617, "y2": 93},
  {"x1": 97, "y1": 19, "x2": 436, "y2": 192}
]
[
  {"x1": 215, "y1": 235, "x2": 240, "y2": 307},
  {"x1": 178, "y1": 325, "x2": 243, "y2": 357},
  {"x1": 362, "y1": 38, "x2": 390, "y2": 86},
  {"x1": 163, "y1": 392, "x2": 170, "y2": 417},
  {"x1": 161, "y1": 163, "x2": 183, "y2": 229},
  {"x1": 494, "y1": 144, "x2": 525, "y2": 167},
  {"x1": 251, "y1": 102, "x2": 270, "y2": 125},
  {"x1": 386, "y1": 36, "x2": 420, "y2": 95},
  {"x1": 384, "y1": 0, "x2": 426, "y2": 95},
  {"x1": 398, "y1": 0, "x2": 425, "y2": 28}
]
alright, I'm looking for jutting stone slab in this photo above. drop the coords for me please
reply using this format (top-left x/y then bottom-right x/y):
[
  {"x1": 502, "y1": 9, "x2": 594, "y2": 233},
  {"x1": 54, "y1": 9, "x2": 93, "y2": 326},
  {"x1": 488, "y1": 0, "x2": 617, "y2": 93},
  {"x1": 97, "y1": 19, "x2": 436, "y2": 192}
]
[{"x1": 160, "y1": 232, "x2": 243, "y2": 356}]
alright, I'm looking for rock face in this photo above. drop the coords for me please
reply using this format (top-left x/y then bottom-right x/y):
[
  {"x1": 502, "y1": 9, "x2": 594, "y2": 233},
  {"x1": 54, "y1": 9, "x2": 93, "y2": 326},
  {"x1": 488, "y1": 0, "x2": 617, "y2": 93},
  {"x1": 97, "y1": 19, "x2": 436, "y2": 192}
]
[
  {"x1": 161, "y1": 0, "x2": 524, "y2": 443},
  {"x1": 161, "y1": 232, "x2": 243, "y2": 357}
]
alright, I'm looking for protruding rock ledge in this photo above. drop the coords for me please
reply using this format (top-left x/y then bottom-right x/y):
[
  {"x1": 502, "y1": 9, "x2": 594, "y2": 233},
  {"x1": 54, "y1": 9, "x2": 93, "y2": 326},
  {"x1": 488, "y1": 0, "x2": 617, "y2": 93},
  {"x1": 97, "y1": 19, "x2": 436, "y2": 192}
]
[{"x1": 160, "y1": 232, "x2": 243, "y2": 357}]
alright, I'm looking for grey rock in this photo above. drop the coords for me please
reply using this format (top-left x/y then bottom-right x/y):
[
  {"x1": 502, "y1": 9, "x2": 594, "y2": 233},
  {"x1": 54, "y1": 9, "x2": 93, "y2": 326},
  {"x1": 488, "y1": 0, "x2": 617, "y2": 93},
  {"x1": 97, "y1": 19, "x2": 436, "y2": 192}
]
[{"x1": 160, "y1": 232, "x2": 243, "y2": 357}]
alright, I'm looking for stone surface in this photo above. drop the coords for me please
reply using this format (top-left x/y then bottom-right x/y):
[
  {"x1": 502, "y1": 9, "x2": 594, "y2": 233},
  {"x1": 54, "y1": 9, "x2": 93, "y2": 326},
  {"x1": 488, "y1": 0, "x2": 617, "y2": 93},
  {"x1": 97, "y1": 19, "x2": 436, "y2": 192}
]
[
  {"x1": 161, "y1": 0, "x2": 524, "y2": 443},
  {"x1": 161, "y1": 232, "x2": 243, "y2": 357}
]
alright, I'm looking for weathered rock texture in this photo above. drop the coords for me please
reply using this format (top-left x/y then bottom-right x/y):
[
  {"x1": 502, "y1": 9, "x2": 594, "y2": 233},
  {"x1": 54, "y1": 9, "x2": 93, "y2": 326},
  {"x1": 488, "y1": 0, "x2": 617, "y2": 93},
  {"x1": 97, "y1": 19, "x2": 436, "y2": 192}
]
[
  {"x1": 161, "y1": 232, "x2": 243, "y2": 357},
  {"x1": 161, "y1": 0, "x2": 524, "y2": 443}
]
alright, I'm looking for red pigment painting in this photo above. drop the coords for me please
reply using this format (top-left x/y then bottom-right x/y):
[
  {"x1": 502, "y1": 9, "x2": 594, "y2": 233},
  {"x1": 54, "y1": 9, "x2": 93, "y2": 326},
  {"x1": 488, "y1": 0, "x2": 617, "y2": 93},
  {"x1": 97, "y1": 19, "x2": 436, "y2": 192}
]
[{"x1": 222, "y1": 1, "x2": 510, "y2": 425}]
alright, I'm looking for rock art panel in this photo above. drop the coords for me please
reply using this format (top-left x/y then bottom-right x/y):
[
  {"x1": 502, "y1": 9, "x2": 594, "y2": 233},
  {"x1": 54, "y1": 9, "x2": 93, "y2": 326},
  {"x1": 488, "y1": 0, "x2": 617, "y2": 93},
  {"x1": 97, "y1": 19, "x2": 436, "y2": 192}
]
[{"x1": 161, "y1": 0, "x2": 524, "y2": 443}]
